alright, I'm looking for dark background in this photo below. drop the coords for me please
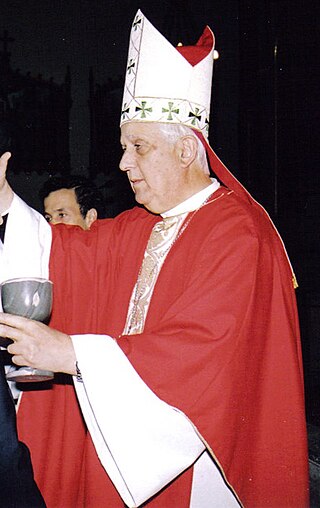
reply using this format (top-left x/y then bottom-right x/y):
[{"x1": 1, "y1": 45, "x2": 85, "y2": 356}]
[{"x1": 1, "y1": 0, "x2": 319, "y2": 433}]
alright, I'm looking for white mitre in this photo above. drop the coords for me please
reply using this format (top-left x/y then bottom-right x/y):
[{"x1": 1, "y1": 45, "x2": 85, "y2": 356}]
[{"x1": 120, "y1": 9, "x2": 215, "y2": 139}]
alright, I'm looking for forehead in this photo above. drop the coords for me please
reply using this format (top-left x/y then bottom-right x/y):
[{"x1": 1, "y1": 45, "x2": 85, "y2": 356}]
[
  {"x1": 44, "y1": 188, "x2": 78, "y2": 209},
  {"x1": 120, "y1": 122, "x2": 165, "y2": 143}
]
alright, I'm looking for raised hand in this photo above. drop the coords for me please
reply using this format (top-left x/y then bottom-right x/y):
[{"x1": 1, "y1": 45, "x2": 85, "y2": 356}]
[
  {"x1": 0, "y1": 152, "x2": 13, "y2": 218},
  {"x1": 0, "y1": 151, "x2": 11, "y2": 187}
]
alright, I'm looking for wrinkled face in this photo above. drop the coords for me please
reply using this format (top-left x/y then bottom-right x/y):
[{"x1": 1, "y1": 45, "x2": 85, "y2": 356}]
[
  {"x1": 119, "y1": 122, "x2": 185, "y2": 214},
  {"x1": 44, "y1": 188, "x2": 89, "y2": 229}
]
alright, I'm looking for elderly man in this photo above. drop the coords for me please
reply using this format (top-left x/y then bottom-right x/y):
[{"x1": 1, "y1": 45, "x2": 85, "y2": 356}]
[{"x1": 0, "y1": 10, "x2": 309, "y2": 508}]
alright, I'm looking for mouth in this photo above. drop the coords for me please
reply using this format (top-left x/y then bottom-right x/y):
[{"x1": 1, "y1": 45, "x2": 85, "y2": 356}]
[{"x1": 130, "y1": 178, "x2": 144, "y2": 187}]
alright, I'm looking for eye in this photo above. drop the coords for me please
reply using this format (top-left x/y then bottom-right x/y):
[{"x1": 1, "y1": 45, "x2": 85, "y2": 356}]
[
  {"x1": 44, "y1": 215, "x2": 52, "y2": 223},
  {"x1": 58, "y1": 213, "x2": 67, "y2": 219},
  {"x1": 121, "y1": 145, "x2": 126, "y2": 152},
  {"x1": 134, "y1": 143, "x2": 141, "y2": 150}
]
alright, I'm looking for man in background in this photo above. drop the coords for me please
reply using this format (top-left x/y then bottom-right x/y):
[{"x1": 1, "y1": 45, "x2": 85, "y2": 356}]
[{"x1": 39, "y1": 174, "x2": 106, "y2": 229}]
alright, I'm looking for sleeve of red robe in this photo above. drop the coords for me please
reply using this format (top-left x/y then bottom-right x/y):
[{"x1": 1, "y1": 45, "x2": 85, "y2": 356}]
[{"x1": 16, "y1": 218, "x2": 115, "y2": 508}]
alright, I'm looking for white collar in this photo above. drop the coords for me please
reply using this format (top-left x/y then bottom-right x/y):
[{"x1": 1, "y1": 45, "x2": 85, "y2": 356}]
[{"x1": 161, "y1": 179, "x2": 220, "y2": 218}]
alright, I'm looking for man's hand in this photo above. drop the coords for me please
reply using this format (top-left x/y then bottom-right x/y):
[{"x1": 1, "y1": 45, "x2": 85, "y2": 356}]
[
  {"x1": 0, "y1": 313, "x2": 77, "y2": 375},
  {"x1": 0, "y1": 152, "x2": 14, "y2": 218},
  {"x1": 0, "y1": 151, "x2": 11, "y2": 184}
]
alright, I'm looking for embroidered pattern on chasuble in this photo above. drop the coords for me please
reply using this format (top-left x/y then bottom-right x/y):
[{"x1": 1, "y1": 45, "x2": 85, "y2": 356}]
[{"x1": 123, "y1": 214, "x2": 186, "y2": 335}]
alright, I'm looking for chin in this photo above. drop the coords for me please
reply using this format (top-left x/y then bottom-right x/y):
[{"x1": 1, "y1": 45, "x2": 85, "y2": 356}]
[{"x1": 144, "y1": 204, "x2": 163, "y2": 214}]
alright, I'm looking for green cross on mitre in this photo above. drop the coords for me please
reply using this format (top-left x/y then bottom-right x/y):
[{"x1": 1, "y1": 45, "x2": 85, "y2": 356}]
[
  {"x1": 121, "y1": 103, "x2": 130, "y2": 119},
  {"x1": 162, "y1": 102, "x2": 180, "y2": 121},
  {"x1": 135, "y1": 101, "x2": 153, "y2": 119},
  {"x1": 133, "y1": 16, "x2": 142, "y2": 31},
  {"x1": 127, "y1": 58, "x2": 135, "y2": 74},
  {"x1": 188, "y1": 107, "x2": 202, "y2": 126}
]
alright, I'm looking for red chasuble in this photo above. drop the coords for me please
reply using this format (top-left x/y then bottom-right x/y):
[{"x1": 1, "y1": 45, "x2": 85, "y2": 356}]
[{"x1": 17, "y1": 187, "x2": 309, "y2": 507}]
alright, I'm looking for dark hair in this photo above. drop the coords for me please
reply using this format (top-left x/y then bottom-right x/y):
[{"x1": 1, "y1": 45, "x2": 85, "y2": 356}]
[{"x1": 39, "y1": 175, "x2": 106, "y2": 219}]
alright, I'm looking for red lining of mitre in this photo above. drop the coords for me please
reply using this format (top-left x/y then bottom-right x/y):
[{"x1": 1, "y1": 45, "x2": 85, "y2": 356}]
[{"x1": 175, "y1": 26, "x2": 214, "y2": 66}]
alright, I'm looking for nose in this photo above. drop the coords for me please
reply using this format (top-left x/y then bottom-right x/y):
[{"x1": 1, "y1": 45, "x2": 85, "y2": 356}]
[
  {"x1": 47, "y1": 216, "x2": 61, "y2": 225},
  {"x1": 119, "y1": 148, "x2": 135, "y2": 173}
]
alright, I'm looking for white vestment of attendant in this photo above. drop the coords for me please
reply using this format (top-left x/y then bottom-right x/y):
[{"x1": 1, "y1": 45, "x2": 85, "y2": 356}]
[{"x1": 0, "y1": 193, "x2": 51, "y2": 288}]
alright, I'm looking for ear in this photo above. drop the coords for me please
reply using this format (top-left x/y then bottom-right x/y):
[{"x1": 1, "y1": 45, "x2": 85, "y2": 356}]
[
  {"x1": 178, "y1": 136, "x2": 198, "y2": 168},
  {"x1": 85, "y1": 208, "x2": 98, "y2": 229}
]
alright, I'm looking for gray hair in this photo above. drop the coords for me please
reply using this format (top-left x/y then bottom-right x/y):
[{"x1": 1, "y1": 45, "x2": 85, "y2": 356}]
[{"x1": 158, "y1": 123, "x2": 209, "y2": 174}]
